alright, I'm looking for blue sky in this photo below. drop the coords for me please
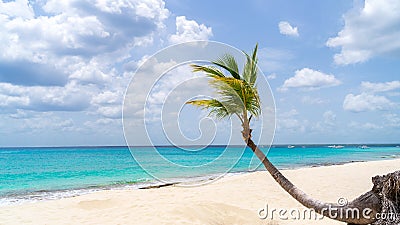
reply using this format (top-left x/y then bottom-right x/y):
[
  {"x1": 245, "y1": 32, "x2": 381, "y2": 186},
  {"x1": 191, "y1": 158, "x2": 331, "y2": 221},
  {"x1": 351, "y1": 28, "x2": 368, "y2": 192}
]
[{"x1": 0, "y1": 0, "x2": 399, "y2": 146}]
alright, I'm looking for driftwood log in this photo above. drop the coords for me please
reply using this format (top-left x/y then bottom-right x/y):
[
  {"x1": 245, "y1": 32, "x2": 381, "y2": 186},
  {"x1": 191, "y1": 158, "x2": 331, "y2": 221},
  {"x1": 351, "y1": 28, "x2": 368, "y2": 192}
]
[
  {"x1": 369, "y1": 170, "x2": 400, "y2": 225},
  {"x1": 346, "y1": 170, "x2": 400, "y2": 225}
]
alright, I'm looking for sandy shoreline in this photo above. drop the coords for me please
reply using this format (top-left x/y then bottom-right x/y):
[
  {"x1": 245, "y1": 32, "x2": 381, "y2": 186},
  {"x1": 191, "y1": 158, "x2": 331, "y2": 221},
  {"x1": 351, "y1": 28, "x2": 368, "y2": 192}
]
[{"x1": 1, "y1": 159, "x2": 399, "y2": 225}]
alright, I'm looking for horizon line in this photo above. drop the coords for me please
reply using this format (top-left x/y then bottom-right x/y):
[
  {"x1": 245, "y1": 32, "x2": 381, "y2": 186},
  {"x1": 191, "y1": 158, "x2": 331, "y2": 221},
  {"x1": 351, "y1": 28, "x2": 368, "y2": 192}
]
[{"x1": 1, "y1": 143, "x2": 400, "y2": 149}]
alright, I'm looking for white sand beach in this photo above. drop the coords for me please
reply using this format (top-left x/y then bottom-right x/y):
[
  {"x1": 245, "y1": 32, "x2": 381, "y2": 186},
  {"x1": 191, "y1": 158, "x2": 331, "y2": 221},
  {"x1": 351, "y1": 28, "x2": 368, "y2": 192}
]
[{"x1": 1, "y1": 159, "x2": 399, "y2": 225}]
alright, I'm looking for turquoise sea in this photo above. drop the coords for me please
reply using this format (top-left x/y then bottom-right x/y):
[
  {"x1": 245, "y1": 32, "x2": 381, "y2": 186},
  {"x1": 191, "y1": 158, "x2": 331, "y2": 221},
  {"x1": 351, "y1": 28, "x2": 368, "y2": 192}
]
[{"x1": 1, "y1": 145, "x2": 400, "y2": 205}]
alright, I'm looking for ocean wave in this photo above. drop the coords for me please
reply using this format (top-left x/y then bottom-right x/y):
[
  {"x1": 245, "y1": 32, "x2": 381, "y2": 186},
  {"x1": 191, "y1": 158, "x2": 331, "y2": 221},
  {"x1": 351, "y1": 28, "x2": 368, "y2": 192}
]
[
  {"x1": 0, "y1": 189, "x2": 96, "y2": 206},
  {"x1": 0, "y1": 180, "x2": 156, "y2": 206},
  {"x1": 0, "y1": 173, "x2": 247, "y2": 206},
  {"x1": 380, "y1": 154, "x2": 400, "y2": 159},
  {"x1": 0, "y1": 150, "x2": 21, "y2": 154}
]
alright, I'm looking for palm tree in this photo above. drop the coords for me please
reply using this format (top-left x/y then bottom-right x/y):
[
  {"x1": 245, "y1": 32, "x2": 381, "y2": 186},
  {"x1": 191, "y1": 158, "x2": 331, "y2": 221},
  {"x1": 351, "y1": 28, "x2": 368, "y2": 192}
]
[{"x1": 185, "y1": 44, "x2": 386, "y2": 225}]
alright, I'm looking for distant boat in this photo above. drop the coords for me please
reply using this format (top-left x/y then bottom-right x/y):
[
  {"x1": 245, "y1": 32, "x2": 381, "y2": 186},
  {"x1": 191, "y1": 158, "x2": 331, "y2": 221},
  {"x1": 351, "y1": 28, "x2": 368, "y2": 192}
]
[
  {"x1": 328, "y1": 145, "x2": 344, "y2": 149},
  {"x1": 359, "y1": 145, "x2": 369, "y2": 149},
  {"x1": 287, "y1": 145, "x2": 295, "y2": 149}
]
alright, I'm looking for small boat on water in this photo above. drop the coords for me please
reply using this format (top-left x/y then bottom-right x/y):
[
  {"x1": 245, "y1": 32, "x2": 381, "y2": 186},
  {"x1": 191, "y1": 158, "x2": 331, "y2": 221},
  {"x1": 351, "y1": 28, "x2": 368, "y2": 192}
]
[
  {"x1": 359, "y1": 145, "x2": 369, "y2": 149},
  {"x1": 328, "y1": 145, "x2": 344, "y2": 149},
  {"x1": 287, "y1": 145, "x2": 295, "y2": 149}
]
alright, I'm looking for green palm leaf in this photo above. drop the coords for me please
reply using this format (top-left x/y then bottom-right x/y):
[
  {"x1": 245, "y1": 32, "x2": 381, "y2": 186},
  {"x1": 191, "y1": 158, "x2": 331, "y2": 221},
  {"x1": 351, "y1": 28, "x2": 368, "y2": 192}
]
[
  {"x1": 186, "y1": 44, "x2": 261, "y2": 125},
  {"x1": 212, "y1": 54, "x2": 241, "y2": 80},
  {"x1": 186, "y1": 99, "x2": 230, "y2": 119},
  {"x1": 191, "y1": 64, "x2": 225, "y2": 78},
  {"x1": 242, "y1": 44, "x2": 258, "y2": 86}
]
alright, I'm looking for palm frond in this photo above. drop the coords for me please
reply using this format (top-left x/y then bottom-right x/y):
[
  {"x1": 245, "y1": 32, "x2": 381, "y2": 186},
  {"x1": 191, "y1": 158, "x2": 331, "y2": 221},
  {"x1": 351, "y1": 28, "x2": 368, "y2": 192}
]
[
  {"x1": 186, "y1": 99, "x2": 230, "y2": 119},
  {"x1": 209, "y1": 76, "x2": 260, "y2": 116},
  {"x1": 212, "y1": 54, "x2": 241, "y2": 80},
  {"x1": 188, "y1": 44, "x2": 262, "y2": 121},
  {"x1": 246, "y1": 85, "x2": 261, "y2": 116},
  {"x1": 242, "y1": 44, "x2": 258, "y2": 86},
  {"x1": 191, "y1": 64, "x2": 225, "y2": 78}
]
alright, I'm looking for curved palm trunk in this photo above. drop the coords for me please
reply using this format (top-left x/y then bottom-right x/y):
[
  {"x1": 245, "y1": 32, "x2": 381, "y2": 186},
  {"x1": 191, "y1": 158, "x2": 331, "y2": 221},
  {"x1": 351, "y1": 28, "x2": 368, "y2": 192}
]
[
  {"x1": 246, "y1": 137, "x2": 381, "y2": 224},
  {"x1": 185, "y1": 45, "x2": 397, "y2": 224}
]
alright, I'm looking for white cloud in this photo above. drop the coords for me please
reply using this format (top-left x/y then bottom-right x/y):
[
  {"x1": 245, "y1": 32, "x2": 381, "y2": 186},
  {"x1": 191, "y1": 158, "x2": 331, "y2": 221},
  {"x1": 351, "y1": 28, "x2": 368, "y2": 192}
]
[
  {"x1": 267, "y1": 73, "x2": 277, "y2": 80},
  {"x1": 0, "y1": 0, "x2": 34, "y2": 19},
  {"x1": 276, "y1": 109, "x2": 307, "y2": 133},
  {"x1": 323, "y1": 110, "x2": 336, "y2": 126},
  {"x1": 144, "y1": 64, "x2": 210, "y2": 122},
  {"x1": 349, "y1": 121, "x2": 383, "y2": 130},
  {"x1": 70, "y1": 60, "x2": 112, "y2": 86},
  {"x1": 84, "y1": 118, "x2": 121, "y2": 130},
  {"x1": 0, "y1": 81, "x2": 92, "y2": 112},
  {"x1": 0, "y1": 0, "x2": 170, "y2": 83},
  {"x1": 361, "y1": 81, "x2": 400, "y2": 93},
  {"x1": 0, "y1": 93, "x2": 29, "y2": 107},
  {"x1": 280, "y1": 68, "x2": 341, "y2": 91},
  {"x1": 363, "y1": 123, "x2": 382, "y2": 129},
  {"x1": 281, "y1": 109, "x2": 299, "y2": 117},
  {"x1": 91, "y1": 91, "x2": 120, "y2": 105},
  {"x1": 301, "y1": 96, "x2": 326, "y2": 105},
  {"x1": 278, "y1": 21, "x2": 299, "y2": 37},
  {"x1": 309, "y1": 111, "x2": 337, "y2": 132},
  {"x1": 17, "y1": 114, "x2": 79, "y2": 133},
  {"x1": 343, "y1": 93, "x2": 395, "y2": 112},
  {"x1": 91, "y1": 89, "x2": 124, "y2": 119},
  {"x1": 384, "y1": 113, "x2": 400, "y2": 127},
  {"x1": 326, "y1": 0, "x2": 400, "y2": 65},
  {"x1": 0, "y1": 0, "x2": 171, "y2": 121},
  {"x1": 277, "y1": 118, "x2": 306, "y2": 133},
  {"x1": 169, "y1": 16, "x2": 213, "y2": 44},
  {"x1": 96, "y1": 106, "x2": 122, "y2": 118}
]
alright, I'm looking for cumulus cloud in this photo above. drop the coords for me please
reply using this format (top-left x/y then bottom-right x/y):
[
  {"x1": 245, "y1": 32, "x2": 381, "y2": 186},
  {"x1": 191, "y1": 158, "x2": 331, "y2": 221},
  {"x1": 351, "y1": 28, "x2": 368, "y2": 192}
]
[
  {"x1": 279, "y1": 68, "x2": 341, "y2": 91},
  {"x1": 96, "y1": 106, "x2": 122, "y2": 118},
  {"x1": 0, "y1": 0, "x2": 224, "y2": 145},
  {"x1": 1, "y1": 1, "x2": 169, "y2": 63},
  {"x1": 343, "y1": 93, "x2": 395, "y2": 112},
  {"x1": 278, "y1": 21, "x2": 299, "y2": 37},
  {"x1": 0, "y1": 0, "x2": 34, "y2": 19},
  {"x1": 0, "y1": 0, "x2": 170, "y2": 81},
  {"x1": 69, "y1": 60, "x2": 112, "y2": 86},
  {"x1": 0, "y1": 82, "x2": 91, "y2": 112},
  {"x1": 326, "y1": 0, "x2": 400, "y2": 65},
  {"x1": 361, "y1": 81, "x2": 400, "y2": 93},
  {"x1": 0, "y1": 0, "x2": 171, "y2": 119},
  {"x1": 91, "y1": 91, "x2": 120, "y2": 105},
  {"x1": 169, "y1": 16, "x2": 212, "y2": 44}
]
